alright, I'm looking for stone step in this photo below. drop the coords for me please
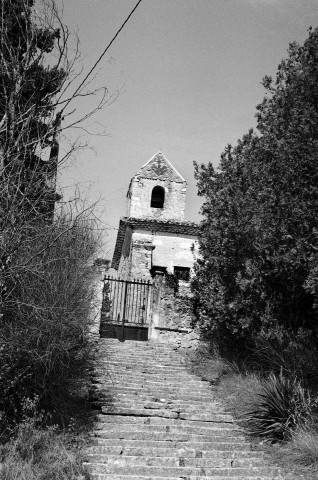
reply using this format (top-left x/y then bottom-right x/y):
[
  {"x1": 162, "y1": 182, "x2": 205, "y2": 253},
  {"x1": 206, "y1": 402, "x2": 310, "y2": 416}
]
[
  {"x1": 88, "y1": 475, "x2": 278, "y2": 480},
  {"x1": 93, "y1": 423, "x2": 242, "y2": 436},
  {"x1": 86, "y1": 445, "x2": 264, "y2": 459},
  {"x1": 92, "y1": 374, "x2": 207, "y2": 382},
  {"x1": 91, "y1": 438, "x2": 253, "y2": 451},
  {"x1": 97, "y1": 381, "x2": 211, "y2": 390},
  {"x1": 92, "y1": 429, "x2": 245, "y2": 442},
  {"x1": 94, "y1": 414, "x2": 235, "y2": 426},
  {"x1": 97, "y1": 406, "x2": 229, "y2": 421},
  {"x1": 97, "y1": 363, "x2": 188, "y2": 368},
  {"x1": 86, "y1": 339, "x2": 283, "y2": 480},
  {"x1": 97, "y1": 400, "x2": 222, "y2": 411},
  {"x1": 99, "y1": 406, "x2": 179, "y2": 418},
  {"x1": 94, "y1": 391, "x2": 217, "y2": 403},
  {"x1": 84, "y1": 462, "x2": 278, "y2": 477},
  {"x1": 95, "y1": 386, "x2": 215, "y2": 396},
  {"x1": 85, "y1": 454, "x2": 266, "y2": 468}
]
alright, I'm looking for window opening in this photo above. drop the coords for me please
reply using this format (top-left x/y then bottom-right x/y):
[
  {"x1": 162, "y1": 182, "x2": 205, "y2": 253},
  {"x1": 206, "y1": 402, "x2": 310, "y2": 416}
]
[
  {"x1": 150, "y1": 265, "x2": 166, "y2": 277},
  {"x1": 151, "y1": 186, "x2": 165, "y2": 208},
  {"x1": 174, "y1": 266, "x2": 190, "y2": 282}
]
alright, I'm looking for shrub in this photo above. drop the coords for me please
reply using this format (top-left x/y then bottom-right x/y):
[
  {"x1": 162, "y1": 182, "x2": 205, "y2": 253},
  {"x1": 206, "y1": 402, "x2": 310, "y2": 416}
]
[
  {"x1": 246, "y1": 372, "x2": 316, "y2": 441},
  {"x1": 251, "y1": 333, "x2": 318, "y2": 390},
  {"x1": 0, "y1": 205, "x2": 101, "y2": 433}
]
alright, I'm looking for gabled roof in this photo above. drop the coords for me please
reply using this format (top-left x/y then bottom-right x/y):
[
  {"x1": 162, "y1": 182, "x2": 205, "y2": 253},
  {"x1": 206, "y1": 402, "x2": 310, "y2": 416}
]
[
  {"x1": 111, "y1": 217, "x2": 200, "y2": 270},
  {"x1": 135, "y1": 152, "x2": 185, "y2": 183}
]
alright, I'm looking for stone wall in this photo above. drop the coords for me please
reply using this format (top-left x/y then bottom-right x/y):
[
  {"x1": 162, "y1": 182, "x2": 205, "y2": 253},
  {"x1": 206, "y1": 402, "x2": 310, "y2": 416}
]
[
  {"x1": 150, "y1": 272, "x2": 200, "y2": 349},
  {"x1": 129, "y1": 232, "x2": 154, "y2": 279},
  {"x1": 128, "y1": 177, "x2": 187, "y2": 222},
  {"x1": 117, "y1": 226, "x2": 133, "y2": 278},
  {"x1": 128, "y1": 230, "x2": 198, "y2": 278}
]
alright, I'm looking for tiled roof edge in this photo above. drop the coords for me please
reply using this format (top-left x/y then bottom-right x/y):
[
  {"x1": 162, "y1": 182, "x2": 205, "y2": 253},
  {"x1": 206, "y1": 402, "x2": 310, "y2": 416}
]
[{"x1": 123, "y1": 217, "x2": 200, "y2": 235}]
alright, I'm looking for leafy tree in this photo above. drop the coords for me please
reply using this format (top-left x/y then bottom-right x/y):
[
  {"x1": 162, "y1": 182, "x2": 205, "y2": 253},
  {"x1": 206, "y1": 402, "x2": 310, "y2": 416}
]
[{"x1": 193, "y1": 27, "x2": 318, "y2": 353}]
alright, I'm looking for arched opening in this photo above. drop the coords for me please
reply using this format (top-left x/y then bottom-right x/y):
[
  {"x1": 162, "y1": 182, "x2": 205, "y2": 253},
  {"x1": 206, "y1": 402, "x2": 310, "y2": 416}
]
[{"x1": 151, "y1": 186, "x2": 165, "y2": 208}]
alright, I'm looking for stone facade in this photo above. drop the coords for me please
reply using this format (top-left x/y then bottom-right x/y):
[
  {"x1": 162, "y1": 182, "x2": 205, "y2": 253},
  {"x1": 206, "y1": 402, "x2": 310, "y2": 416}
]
[
  {"x1": 111, "y1": 152, "x2": 200, "y2": 345},
  {"x1": 127, "y1": 152, "x2": 187, "y2": 222},
  {"x1": 125, "y1": 231, "x2": 197, "y2": 279},
  {"x1": 112, "y1": 218, "x2": 199, "y2": 279}
]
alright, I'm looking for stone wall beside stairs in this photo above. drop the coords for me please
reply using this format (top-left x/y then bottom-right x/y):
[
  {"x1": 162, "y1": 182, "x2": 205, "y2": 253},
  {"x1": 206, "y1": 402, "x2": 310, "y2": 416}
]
[{"x1": 150, "y1": 271, "x2": 200, "y2": 348}]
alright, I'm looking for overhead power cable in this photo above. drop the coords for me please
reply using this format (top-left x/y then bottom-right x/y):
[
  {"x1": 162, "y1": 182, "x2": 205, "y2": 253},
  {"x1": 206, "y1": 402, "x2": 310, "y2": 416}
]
[{"x1": 60, "y1": 0, "x2": 143, "y2": 116}]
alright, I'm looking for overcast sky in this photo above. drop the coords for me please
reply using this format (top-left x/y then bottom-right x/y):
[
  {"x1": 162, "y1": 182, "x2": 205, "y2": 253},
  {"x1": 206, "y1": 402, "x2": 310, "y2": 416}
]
[{"x1": 57, "y1": 0, "x2": 318, "y2": 257}]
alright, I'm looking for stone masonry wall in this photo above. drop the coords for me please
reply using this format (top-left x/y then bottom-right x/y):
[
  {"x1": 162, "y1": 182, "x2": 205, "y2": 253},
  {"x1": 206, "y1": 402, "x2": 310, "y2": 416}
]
[
  {"x1": 129, "y1": 230, "x2": 198, "y2": 278},
  {"x1": 150, "y1": 273, "x2": 200, "y2": 349},
  {"x1": 129, "y1": 232, "x2": 154, "y2": 279},
  {"x1": 117, "y1": 226, "x2": 133, "y2": 278},
  {"x1": 128, "y1": 177, "x2": 186, "y2": 222}
]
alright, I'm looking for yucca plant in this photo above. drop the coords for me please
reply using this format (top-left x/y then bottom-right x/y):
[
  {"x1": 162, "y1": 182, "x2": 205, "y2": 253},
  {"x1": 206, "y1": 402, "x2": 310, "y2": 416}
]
[{"x1": 246, "y1": 371, "x2": 316, "y2": 441}]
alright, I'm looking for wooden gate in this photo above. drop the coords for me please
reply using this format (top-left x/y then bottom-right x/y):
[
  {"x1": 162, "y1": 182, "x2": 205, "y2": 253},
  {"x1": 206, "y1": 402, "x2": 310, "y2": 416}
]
[{"x1": 100, "y1": 276, "x2": 153, "y2": 341}]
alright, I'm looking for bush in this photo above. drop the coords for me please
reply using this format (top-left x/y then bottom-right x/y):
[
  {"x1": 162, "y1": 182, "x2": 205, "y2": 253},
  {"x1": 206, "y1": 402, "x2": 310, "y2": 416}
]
[
  {"x1": 0, "y1": 205, "x2": 101, "y2": 433},
  {"x1": 251, "y1": 333, "x2": 318, "y2": 390},
  {"x1": 245, "y1": 372, "x2": 316, "y2": 441},
  {"x1": 0, "y1": 412, "x2": 89, "y2": 480}
]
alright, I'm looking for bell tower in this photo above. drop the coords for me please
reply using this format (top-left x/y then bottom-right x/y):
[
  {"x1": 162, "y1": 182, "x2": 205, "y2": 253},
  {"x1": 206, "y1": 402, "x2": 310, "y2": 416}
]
[{"x1": 127, "y1": 152, "x2": 187, "y2": 222}]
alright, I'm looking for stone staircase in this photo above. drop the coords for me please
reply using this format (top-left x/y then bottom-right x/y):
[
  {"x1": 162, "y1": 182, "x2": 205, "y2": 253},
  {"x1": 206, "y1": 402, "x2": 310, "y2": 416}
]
[{"x1": 84, "y1": 339, "x2": 282, "y2": 479}]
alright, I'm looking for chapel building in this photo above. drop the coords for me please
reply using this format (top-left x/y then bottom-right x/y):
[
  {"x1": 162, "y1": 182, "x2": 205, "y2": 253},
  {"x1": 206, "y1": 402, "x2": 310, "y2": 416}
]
[{"x1": 111, "y1": 152, "x2": 199, "y2": 280}]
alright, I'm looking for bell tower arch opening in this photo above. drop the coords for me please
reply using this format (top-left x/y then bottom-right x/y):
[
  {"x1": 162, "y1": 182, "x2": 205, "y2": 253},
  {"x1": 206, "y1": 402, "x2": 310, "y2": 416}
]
[
  {"x1": 151, "y1": 186, "x2": 165, "y2": 208},
  {"x1": 126, "y1": 152, "x2": 187, "y2": 221}
]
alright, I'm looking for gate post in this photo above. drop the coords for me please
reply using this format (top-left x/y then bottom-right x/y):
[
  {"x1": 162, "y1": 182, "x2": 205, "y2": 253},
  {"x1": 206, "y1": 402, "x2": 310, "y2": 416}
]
[
  {"x1": 149, "y1": 270, "x2": 164, "y2": 340},
  {"x1": 120, "y1": 280, "x2": 129, "y2": 342}
]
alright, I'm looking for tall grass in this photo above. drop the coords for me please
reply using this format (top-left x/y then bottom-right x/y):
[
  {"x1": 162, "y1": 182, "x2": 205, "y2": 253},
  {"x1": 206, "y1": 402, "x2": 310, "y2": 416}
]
[{"x1": 0, "y1": 416, "x2": 89, "y2": 480}]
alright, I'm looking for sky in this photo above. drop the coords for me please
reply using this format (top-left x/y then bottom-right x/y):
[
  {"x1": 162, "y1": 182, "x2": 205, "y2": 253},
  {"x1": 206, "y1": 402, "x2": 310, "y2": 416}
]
[{"x1": 56, "y1": 0, "x2": 318, "y2": 258}]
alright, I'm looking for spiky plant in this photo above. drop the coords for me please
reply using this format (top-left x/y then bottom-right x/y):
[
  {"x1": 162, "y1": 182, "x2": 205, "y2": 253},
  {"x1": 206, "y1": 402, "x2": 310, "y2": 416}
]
[{"x1": 246, "y1": 371, "x2": 316, "y2": 441}]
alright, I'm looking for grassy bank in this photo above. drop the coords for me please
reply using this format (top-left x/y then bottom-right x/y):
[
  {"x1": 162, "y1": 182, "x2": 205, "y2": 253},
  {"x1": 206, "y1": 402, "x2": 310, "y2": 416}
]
[
  {"x1": 0, "y1": 418, "x2": 90, "y2": 480},
  {"x1": 183, "y1": 343, "x2": 318, "y2": 480}
]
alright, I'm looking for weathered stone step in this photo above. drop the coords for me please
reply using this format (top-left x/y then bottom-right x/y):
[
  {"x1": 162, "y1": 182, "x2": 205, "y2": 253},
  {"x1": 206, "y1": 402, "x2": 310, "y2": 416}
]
[
  {"x1": 93, "y1": 423, "x2": 242, "y2": 436},
  {"x1": 95, "y1": 382, "x2": 214, "y2": 394},
  {"x1": 91, "y1": 438, "x2": 253, "y2": 451},
  {"x1": 98, "y1": 406, "x2": 229, "y2": 421},
  {"x1": 85, "y1": 453, "x2": 266, "y2": 468},
  {"x1": 86, "y1": 339, "x2": 283, "y2": 479},
  {"x1": 99, "y1": 398, "x2": 220, "y2": 407},
  {"x1": 93, "y1": 373, "x2": 207, "y2": 382},
  {"x1": 94, "y1": 414, "x2": 235, "y2": 426},
  {"x1": 97, "y1": 368, "x2": 191, "y2": 378},
  {"x1": 86, "y1": 445, "x2": 264, "y2": 459},
  {"x1": 96, "y1": 386, "x2": 216, "y2": 397},
  {"x1": 84, "y1": 462, "x2": 278, "y2": 477},
  {"x1": 88, "y1": 475, "x2": 278, "y2": 480},
  {"x1": 95, "y1": 390, "x2": 217, "y2": 403},
  {"x1": 97, "y1": 357, "x2": 186, "y2": 364},
  {"x1": 94, "y1": 390, "x2": 218, "y2": 402},
  {"x1": 97, "y1": 399, "x2": 222, "y2": 411},
  {"x1": 92, "y1": 429, "x2": 245, "y2": 442},
  {"x1": 97, "y1": 380, "x2": 211, "y2": 390}
]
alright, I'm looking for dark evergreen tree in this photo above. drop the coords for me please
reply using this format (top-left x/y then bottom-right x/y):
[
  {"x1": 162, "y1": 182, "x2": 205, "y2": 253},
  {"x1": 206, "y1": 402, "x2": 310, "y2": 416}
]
[{"x1": 193, "y1": 27, "x2": 318, "y2": 353}]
